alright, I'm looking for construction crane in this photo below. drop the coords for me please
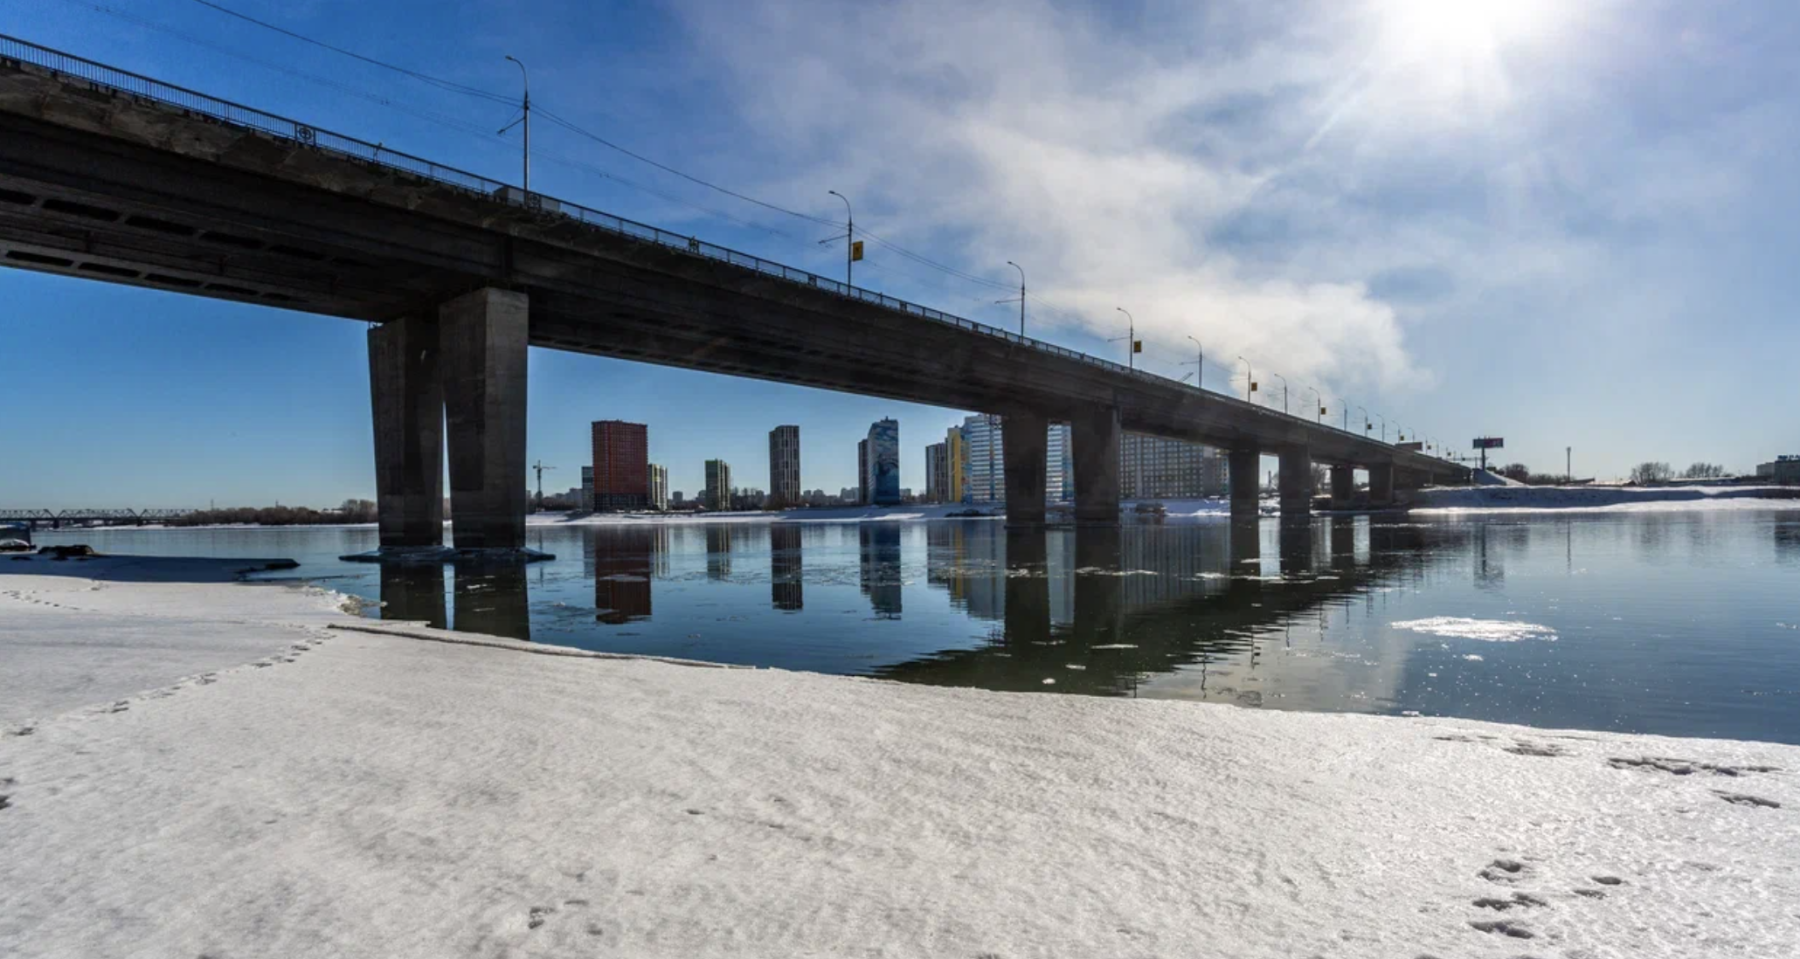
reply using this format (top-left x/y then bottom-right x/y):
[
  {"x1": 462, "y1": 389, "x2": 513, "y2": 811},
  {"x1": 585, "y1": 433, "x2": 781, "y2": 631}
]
[{"x1": 531, "y1": 460, "x2": 556, "y2": 512}]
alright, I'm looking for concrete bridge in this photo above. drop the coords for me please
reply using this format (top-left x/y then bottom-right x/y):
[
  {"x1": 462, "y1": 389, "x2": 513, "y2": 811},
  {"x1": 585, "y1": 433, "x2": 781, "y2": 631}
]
[{"x1": 0, "y1": 37, "x2": 1467, "y2": 551}]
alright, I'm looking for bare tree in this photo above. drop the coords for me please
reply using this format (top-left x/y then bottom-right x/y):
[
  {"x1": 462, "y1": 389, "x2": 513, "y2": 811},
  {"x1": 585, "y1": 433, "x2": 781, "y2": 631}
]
[
  {"x1": 1629, "y1": 461, "x2": 1674, "y2": 485},
  {"x1": 1498, "y1": 463, "x2": 1531, "y2": 482},
  {"x1": 1682, "y1": 462, "x2": 1725, "y2": 479}
]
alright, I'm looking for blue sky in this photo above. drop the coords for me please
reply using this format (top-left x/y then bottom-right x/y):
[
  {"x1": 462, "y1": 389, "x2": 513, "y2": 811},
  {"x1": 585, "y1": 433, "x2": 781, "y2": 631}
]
[{"x1": 3, "y1": 0, "x2": 1798, "y2": 507}]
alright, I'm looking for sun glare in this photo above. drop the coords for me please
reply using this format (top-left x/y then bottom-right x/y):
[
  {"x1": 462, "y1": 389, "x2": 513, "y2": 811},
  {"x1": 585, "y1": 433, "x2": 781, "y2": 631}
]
[{"x1": 1381, "y1": 0, "x2": 1559, "y2": 61}]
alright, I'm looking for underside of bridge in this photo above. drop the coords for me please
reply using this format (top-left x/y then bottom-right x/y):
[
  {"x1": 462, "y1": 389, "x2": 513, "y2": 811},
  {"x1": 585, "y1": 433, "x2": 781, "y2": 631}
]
[{"x1": 0, "y1": 44, "x2": 1466, "y2": 541}]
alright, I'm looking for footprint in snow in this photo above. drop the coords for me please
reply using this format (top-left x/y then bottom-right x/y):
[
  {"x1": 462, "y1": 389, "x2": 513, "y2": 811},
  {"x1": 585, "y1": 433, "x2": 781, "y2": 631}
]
[{"x1": 1714, "y1": 791, "x2": 1781, "y2": 809}]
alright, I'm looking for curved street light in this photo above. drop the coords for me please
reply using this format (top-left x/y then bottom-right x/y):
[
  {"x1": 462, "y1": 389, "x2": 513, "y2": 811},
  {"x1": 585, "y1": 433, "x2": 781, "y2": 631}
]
[
  {"x1": 1338, "y1": 398, "x2": 1351, "y2": 432},
  {"x1": 1237, "y1": 356, "x2": 1255, "y2": 402},
  {"x1": 1377, "y1": 413, "x2": 1387, "y2": 443},
  {"x1": 1001, "y1": 261, "x2": 1025, "y2": 336},
  {"x1": 1357, "y1": 406, "x2": 1370, "y2": 437},
  {"x1": 824, "y1": 190, "x2": 854, "y2": 285},
  {"x1": 1113, "y1": 308, "x2": 1136, "y2": 370},
  {"x1": 500, "y1": 55, "x2": 530, "y2": 193},
  {"x1": 1305, "y1": 386, "x2": 1323, "y2": 424},
  {"x1": 1184, "y1": 334, "x2": 1203, "y2": 391},
  {"x1": 1270, "y1": 372, "x2": 1289, "y2": 415}
]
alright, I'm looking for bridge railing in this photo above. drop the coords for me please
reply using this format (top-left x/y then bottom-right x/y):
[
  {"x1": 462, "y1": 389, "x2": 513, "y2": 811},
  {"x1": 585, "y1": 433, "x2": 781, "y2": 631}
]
[{"x1": 0, "y1": 34, "x2": 1455, "y2": 469}]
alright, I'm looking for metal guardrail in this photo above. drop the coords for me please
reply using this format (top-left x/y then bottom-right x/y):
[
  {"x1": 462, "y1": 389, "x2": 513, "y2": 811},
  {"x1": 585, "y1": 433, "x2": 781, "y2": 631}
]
[{"x1": 0, "y1": 33, "x2": 1455, "y2": 466}]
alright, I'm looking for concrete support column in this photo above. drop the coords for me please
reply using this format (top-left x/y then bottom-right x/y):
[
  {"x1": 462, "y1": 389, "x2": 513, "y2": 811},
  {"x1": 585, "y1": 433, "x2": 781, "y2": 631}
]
[
  {"x1": 368, "y1": 314, "x2": 443, "y2": 548},
  {"x1": 1368, "y1": 462, "x2": 1395, "y2": 507},
  {"x1": 1071, "y1": 407, "x2": 1121, "y2": 525},
  {"x1": 1002, "y1": 410, "x2": 1049, "y2": 527},
  {"x1": 1329, "y1": 465, "x2": 1354, "y2": 510},
  {"x1": 441, "y1": 287, "x2": 530, "y2": 550},
  {"x1": 1228, "y1": 447, "x2": 1260, "y2": 520},
  {"x1": 1003, "y1": 529, "x2": 1050, "y2": 644},
  {"x1": 1278, "y1": 447, "x2": 1313, "y2": 517}
]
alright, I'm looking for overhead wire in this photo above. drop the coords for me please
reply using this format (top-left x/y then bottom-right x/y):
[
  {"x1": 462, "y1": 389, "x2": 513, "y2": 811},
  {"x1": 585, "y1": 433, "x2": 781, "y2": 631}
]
[
  {"x1": 63, "y1": 0, "x2": 791, "y2": 237},
  {"x1": 186, "y1": 0, "x2": 512, "y2": 103}
]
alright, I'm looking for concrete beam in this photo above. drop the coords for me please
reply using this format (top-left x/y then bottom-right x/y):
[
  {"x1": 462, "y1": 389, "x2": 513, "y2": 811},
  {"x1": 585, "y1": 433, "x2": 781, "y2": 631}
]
[
  {"x1": 1368, "y1": 463, "x2": 1395, "y2": 508},
  {"x1": 1002, "y1": 410, "x2": 1049, "y2": 527},
  {"x1": 1229, "y1": 447, "x2": 1260, "y2": 521},
  {"x1": 368, "y1": 314, "x2": 443, "y2": 548},
  {"x1": 1329, "y1": 465, "x2": 1354, "y2": 510},
  {"x1": 1279, "y1": 447, "x2": 1313, "y2": 517},
  {"x1": 1071, "y1": 407, "x2": 1121, "y2": 525},
  {"x1": 442, "y1": 287, "x2": 529, "y2": 550}
]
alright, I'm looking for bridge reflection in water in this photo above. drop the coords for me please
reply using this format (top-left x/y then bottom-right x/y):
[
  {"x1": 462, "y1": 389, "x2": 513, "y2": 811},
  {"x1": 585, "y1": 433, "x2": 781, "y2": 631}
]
[{"x1": 370, "y1": 517, "x2": 1476, "y2": 700}]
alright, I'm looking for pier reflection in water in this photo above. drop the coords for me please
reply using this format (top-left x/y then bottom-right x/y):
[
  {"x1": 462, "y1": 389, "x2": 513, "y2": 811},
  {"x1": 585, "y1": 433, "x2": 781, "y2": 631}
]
[{"x1": 348, "y1": 511, "x2": 1800, "y2": 742}]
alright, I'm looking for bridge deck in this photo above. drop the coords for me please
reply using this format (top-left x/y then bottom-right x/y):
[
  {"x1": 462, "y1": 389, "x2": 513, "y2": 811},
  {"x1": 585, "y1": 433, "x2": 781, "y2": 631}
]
[{"x1": 0, "y1": 35, "x2": 1462, "y2": 480}]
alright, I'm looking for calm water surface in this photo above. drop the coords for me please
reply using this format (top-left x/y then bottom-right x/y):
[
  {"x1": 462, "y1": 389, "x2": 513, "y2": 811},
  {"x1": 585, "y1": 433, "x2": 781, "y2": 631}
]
[{"x1": 38, "y1": 512, "x2": 1800, "y2": 743}]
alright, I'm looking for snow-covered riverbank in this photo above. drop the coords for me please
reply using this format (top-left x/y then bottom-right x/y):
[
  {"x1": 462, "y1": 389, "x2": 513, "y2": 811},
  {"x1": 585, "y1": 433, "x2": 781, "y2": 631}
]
[
  {"x1": 3, "y1": 560, "x2": 1797, "y2": 958},
  {"x1": 1412, "y1": 484, "x2": 1800, "y2": 514}
]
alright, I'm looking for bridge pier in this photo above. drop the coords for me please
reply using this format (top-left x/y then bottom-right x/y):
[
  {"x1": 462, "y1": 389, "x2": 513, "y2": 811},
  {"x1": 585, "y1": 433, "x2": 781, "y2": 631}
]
[
  {"x1": 1071, "y1": 407, "x2": 1120, "y2": 525},
  {"x1": 441, "y1": 288, "x2": 530, "y2": 551},
  {"x1": 368, "y1": 313, "x2": 444, "y2": 549},
  {"x1": 1002, "y1": 410, "x2": 1048, "y2": 527},
  {"x1": 1228, "y1": 447, "x2": 1260, "y2": 521},
  {"x1": 1368, "y1": 462, "x2": 1395, "y2": 508},
  {"x1": 1278, "y1": 447, "x2": 1313, "y2": 517},
  {"x1": 1329, "y1": 465, "x2": 1354, "y2": 510}
]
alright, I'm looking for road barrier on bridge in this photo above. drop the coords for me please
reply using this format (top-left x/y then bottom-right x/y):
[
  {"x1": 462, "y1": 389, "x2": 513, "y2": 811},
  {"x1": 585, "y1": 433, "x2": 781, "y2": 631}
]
[{"x1": 1, "y1": 34, "x2": 1457, "y2": 468}]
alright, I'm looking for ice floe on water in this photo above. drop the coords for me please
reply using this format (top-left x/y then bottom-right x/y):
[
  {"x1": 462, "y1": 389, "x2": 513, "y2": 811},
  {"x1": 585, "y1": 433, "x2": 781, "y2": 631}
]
[{"x1": 1392, "y1": 617, "x2": 1557, "y2": 642}]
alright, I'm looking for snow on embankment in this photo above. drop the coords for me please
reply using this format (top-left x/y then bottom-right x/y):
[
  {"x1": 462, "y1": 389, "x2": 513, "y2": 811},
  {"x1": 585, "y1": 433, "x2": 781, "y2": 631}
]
[
  {"x1": 0, "y1": 553, "x2": 345, "y2": 723},
  {"x1": 1413, "y1": 484, "x2": 1800, "y2": 514},
  {"x1": 3, "y1": 566, "x2": 1798, "y2": 957}
]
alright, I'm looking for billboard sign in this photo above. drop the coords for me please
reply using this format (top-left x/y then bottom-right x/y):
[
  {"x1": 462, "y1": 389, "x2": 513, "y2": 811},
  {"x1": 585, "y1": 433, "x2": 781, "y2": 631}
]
[{"x1": 1473, "y1": 437, "x2": 1505, "y2": 450}]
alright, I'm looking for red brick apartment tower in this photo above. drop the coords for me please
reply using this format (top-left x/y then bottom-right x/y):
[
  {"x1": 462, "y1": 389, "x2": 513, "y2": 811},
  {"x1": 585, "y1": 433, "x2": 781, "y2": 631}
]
[{"x1": 591, "y1": 421, "x2": 650, "y2": 510}]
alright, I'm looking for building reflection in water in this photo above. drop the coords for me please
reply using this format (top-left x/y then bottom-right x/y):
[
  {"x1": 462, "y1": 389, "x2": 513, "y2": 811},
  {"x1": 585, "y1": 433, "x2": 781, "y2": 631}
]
[
  {"x1": 1777, "y1": 520, "x2": 1800, "y2": 566},
  {"x1": 593, "y1": 527, "x2": 660, "y2": 624},
  {"x1": 927, "y1": 523, "x2": 1003, "y2": 620},
  {"x1": 706, "y1": 525, "x2": 733, "y2": 581},
  {"x1": 771, "y1": 524, "x2": 804, "y2": 611},
  {"x1": 860, "y1": 524, "x2": 903, "y2": 618}
]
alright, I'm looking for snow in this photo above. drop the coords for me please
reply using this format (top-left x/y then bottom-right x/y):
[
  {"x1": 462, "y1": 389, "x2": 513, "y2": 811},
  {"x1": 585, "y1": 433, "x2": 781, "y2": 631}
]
[
  {"x1": 4, "y1": 565, "x2": 1800, "y2": 958},
  {"x1": 1394, "y1": 617, "x2": 1558, "y2": 642},
  {"x1": 1413, "y1": 484, "x2": 1800, "y2": 514},
  {"x1": 0, "y1": 553, "x2": 346, "y2": 723}
]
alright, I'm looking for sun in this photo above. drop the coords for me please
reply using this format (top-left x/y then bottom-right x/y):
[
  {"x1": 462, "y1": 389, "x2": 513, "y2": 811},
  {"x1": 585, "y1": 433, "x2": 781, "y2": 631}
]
[{"x1": 1379, "y1": 0, "x2": 1560, "y2": 62}]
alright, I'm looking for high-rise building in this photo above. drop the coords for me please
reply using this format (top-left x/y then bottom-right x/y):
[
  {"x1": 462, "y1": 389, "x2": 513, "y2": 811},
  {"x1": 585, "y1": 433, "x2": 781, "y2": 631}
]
[
  {"x1": 768, "y1": 425, "x2": 801, "y2": 508},
  {"x1": 925, "y1": 441, "x2": 949, "y2": 503},
  {"x1": 962, "y1": 413, "x2": 1004, "y2": 504},
  {"x1": 704, "y1": 459, "x2": 732, "y2": 510},
  {"x1": 647, "y1": 463, "x2": 669, "y2": 510},
  {"x1": 590, "y1": 420, "x2": 649, "y2": 511},
  {"x1": 866, "y1": 418, "x2": 900, "y2": 506},
  {"x1": 1046, "y1": 423, "x2": 1073, "y2": 504},
  {"x1": 1119, "y1": 433, "x2": 1225, "y2": 498},
  {"x1": 579, "y1": 465, "x2": 594, "y2": 511},
  {"x1": 857, "y1": 439, "x2": 870, "y2": 505},
  {"x1": 945, "y1": 425, "x2": 967, "y2": 504}
]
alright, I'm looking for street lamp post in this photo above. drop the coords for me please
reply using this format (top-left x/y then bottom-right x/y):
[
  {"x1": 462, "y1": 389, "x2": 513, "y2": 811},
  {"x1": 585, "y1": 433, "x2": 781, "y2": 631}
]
[
  {"x1": 825, "y1": 190, "x2": 854, "y2": 286},
  {"x1": 1305, "y1": 387, "x2": 1323, "y2": 424},
  {"x1": 1357, "y1": 406, "x2": 1369, "y2": 438},
  {"x1": 1002, "y1": 261, "x2": 1025, "y2": 336},
  {"x1": 1377, "y1": 414, "x2": 1386, "y2": 443},
  {"x1": 1184, "y1": 334, "x2": 1203, "y2": 391},
  {"x1": 1112, "y1": 308, "x2": 1137, "y2": 370},
  {"x1": 500, "y1": 56, "x2": 530, "y2": 194},
  {"x1": 1339, "y1": 399, "x2": 1350, "y2": 432},
  {"x1": 1271, "y1": 373, "x2": 1288, "y2": 415},
  {"x1": 1238, "y1": 356, "x2": 1255, "y2": 402}
]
